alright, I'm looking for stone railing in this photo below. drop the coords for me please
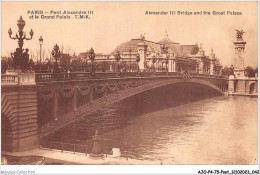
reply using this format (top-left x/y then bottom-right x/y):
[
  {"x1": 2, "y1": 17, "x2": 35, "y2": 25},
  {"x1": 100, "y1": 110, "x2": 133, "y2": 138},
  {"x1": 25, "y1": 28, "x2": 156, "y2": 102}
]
[
  {"x1": 35, "y1": 71, "x2": 184, "y2": 82},
  {"x1": 1, "y1": 74, "x2": 19, "y2": 85},
  {"x1": 3, "y1": 71, "x2": 226, "y2": 84},
  {"x1": 1, "y1": 72, "x2": 225, "y2": 85}
]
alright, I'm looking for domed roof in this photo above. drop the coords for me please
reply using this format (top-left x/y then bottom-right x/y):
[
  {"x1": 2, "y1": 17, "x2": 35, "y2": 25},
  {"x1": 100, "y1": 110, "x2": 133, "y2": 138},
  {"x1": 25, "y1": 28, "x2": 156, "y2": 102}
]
[
  {"x1": 158, "y1": 37, "x2": 180, "y2": 55},
  {"x1": 113, "y1": 39, "x2": 162, "y2": 54},
  {"x1": 180, "y1": 45, "x2": 199, "y2": 55}
]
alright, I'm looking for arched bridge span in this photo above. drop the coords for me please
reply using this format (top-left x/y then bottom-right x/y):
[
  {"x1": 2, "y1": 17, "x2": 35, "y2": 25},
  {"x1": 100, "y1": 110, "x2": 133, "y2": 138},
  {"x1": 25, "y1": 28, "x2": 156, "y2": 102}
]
[
  {"x1": 38, "y1": 77, "x2": 225, "y2": 138},
  {"x1": 1, "y1": 72, "x2": 227, "y2": 152}
]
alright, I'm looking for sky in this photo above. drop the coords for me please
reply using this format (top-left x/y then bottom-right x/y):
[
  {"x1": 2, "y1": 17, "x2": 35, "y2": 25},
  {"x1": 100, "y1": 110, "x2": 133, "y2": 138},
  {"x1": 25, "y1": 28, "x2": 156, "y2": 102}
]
[{"x1": 1, "y1": 1, "x2": 258, "y2": 67}]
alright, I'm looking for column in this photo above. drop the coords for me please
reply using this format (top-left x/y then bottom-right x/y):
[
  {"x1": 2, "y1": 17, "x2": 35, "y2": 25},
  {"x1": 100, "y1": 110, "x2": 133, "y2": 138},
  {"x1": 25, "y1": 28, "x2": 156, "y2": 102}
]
[
  {"x1": 228, "y1": 75, "x2": 235, "y2": 94},
  {"x1": 173, "y1": 61, "x2": 176, "y2": 72},
  {"x1": 210, "y1": 61, "x2": 214, "y2": 75},
  {"x1": 199, "y1": 60, "x2": 204, "y2": 74},
  {"x1": 168, "y1": 60, "x2": 171, "y2": 72}
]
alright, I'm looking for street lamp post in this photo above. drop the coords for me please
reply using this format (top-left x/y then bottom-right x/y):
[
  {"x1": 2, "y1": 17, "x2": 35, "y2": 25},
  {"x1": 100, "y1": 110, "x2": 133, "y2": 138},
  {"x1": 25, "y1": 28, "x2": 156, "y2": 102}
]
[
  {"x1": 166, "y1": 55, "x2": 169, "y2": 72},
  {"x1": 39, "y1": 36, "x2": 43, "y2": 72},
  {"x1": 152, "y1": 55, "x2": 156, "y2": 72},
  {"x1": 51, "y1": 44, "x2": 61, "y2": 79},
  {"x1": 136, "y1": 53, "x2": 140, "y2": 71},
  {"x1": 115, "y1": 51, "x2": 121, "y2": 72},
  {"x1": 129, "y1": 48, "x2": 132, "y2": 71},
  {"x1": 89, "y1": 48, "x2": 95, "y2": 74},
  {"x1": 8, "y1": 16, "x2": 34, "y2": 69}
]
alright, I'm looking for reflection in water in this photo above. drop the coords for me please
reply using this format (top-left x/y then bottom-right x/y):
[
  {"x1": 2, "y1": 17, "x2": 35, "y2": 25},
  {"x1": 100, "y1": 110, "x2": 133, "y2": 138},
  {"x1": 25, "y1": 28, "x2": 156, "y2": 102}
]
[{"x1": 41, "y1": 88, "x2": 257, "y2": 164}]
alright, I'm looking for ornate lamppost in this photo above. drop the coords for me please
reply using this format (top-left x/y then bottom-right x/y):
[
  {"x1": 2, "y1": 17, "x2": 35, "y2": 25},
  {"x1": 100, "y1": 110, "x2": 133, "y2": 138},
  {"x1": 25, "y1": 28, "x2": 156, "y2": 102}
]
[
  {"x1": 129, "y1": 48, "x2": 132, "y2": 71},
  {"x1": 152, "y1": 55, "x2": 156, "y2": 72},
  {"x1": 136, "y1": 53, "x2": 140, "y2": 71},
  {"x1": 8, "y1": 16, "x2": 34, "y2": 69},
  {"x1": 89, "y1": 48, "x2": 95, "y2": 74},
  {"x1": 115, "y1": 51, "x2": 121, "y2": 72},
  {"x1": 39, "y1": 36, "x2": 43, "y2": 72},
  {"x1": 51, "y1": 44, "x2": 61, "y2": 76},
  {"x1": 166, "y1": 54, "x2": 169, "y2": 72}
]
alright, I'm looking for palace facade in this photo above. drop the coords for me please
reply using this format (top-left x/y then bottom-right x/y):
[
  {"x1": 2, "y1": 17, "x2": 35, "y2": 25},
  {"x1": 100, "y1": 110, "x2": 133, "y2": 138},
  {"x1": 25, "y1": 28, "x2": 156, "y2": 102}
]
[{"x1": 81, "y1": 34, "x2": 223, "y2": 75}]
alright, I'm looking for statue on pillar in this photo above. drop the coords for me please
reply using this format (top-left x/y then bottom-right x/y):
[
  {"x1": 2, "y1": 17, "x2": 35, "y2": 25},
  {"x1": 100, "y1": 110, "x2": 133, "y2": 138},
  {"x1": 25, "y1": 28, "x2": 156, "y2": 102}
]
[
  {"x1": 199, "y1": 44, "x2": 205, "y2": 56},
  {"x1": 11, "y1": 48, "x2": 30, "y2": 70},
  {"x1": 235, "y1": 30, "x2": 245, "y2": 40},
  {"x1": 11, "y1": 48, "x2": 22, "y2": 69},
  {"x1": 22, "y1": 48, "x2": 30, "y2": 69},
  {"x1": 233, "y1": 30, "x2": 246, "y2": 77}
]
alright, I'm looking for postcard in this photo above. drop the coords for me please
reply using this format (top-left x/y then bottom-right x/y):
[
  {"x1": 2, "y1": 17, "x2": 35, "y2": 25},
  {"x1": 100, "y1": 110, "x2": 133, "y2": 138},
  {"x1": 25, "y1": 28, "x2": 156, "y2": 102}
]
[{"x1": 1, "y1": 1, "x2": 258, "y2": 174}]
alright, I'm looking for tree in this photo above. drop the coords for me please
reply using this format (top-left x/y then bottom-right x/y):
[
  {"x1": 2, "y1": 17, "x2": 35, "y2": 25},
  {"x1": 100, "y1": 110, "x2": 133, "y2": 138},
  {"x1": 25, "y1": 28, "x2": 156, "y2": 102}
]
[
  {"x1": 60, "y1": 53, "x2": 71, "y2": 72},
  {"x1": 222, "y1": 66, "x2": 232, "y2": 77},
  {"x1": 254, "y1": 67, "x2": 258, "y2": 77},
  {"x1": 71, "y1": 56, "x2": 84, "y2": 72},
  {"x1": 244, "y1": 66, "x2": 255, "y2": 77},
  {"x1": 1, "y1": 57, "x2": 13, "y2": 73}
]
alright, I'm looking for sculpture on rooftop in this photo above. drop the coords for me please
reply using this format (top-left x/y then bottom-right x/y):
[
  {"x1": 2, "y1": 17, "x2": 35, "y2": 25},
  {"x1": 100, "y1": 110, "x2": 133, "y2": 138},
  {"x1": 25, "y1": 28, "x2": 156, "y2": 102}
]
[{"x1": 140, "y1": 33, "x2": 146, "y2": 40}]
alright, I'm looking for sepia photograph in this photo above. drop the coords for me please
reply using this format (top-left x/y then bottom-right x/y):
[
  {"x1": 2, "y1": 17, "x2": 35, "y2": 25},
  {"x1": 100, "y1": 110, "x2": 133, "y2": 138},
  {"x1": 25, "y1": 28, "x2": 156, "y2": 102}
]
[{"x1": 1, "y1": 0, "x2": 258, "y2": 174}]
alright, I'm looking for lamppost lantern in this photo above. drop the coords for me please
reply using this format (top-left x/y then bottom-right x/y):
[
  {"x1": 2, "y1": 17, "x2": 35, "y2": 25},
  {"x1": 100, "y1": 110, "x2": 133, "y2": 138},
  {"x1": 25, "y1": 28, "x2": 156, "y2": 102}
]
[
  {"x1": 39, "y1": 36, "x2": 43, "y2": 45},
  {"x1": 136, "y1": 53, "x2": 140, "y2": 63},
  {"x1": 17, "y1": 16, "x2": 26, "y2": 30},
  {"x1": 39, "y1": 36, "x2": 43, "y2": 72},
  {"x1": 115, "y1": 51, "x2": 121, "y2": 72},
  {"x1": 53, "y1": 44, "x2": 60, "y2": 53},
  {"x1": 9, "y1": 16, "x2": 33, "y2": 49},
  {"x1": 52, "y1": 44, "x2": 61, "y2": 75},
  {"x1": 88, "y1": 47, "x2": 95, "y2": 73},
  {"x1": 165, "y1": 55, "x2": 169, "y2": 72},
  {"x1": 89, "y1": 47, "x2": 95, "y2": 62},
  {"x1": 8, "y1": 16, "x2": 34, "y2": 70},
  {"x1": 152, "y1": 55, "x2": 156, "y2": 72},
  {"x1": 115, "y1": 51, "x2": 121, "y2": 62},
  {"x1": 129, "y1": 48, "x2": 132, "y2": 71},
  {"x1": 29, "y1": 29, "x2": 34, "y2": 38}
]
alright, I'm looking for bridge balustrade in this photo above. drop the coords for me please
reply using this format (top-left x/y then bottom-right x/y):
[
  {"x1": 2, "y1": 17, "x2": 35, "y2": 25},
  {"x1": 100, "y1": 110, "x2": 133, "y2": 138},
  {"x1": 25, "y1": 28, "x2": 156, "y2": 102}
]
[
  {"x1": 1, "y1": 74, "x2": 19, "y2": 85},
  {"x1": 35, "y1": 73, "x2": 55, "y2": 82},
  {"x1": 33, "y1": 71, "x2": 227, "y2": 83}
]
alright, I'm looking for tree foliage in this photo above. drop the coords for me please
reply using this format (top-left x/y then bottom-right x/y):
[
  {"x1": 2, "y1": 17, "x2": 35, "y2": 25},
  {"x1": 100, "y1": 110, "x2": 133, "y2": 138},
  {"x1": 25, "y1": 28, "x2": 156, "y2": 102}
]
[{"x1": 244, "y1": 66, "x2": 256, "y2": 77}]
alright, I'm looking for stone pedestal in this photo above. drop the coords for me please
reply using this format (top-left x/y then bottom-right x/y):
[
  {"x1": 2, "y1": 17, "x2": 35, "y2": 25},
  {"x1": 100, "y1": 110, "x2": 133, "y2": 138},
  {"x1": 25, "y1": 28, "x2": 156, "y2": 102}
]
[
  {"x1": 6, "y1": 69, "x2": 36, "y2": 85},
  {"x1": 2, "y1": 69, "x2": 38, "y2": 152},
  {"x1": 1, "y1": 86, "x2": 39, "y2": 152},
  {"x1": 228, "y1": 75, "x2": 235, "y2": 93},
  {"x1": 233, "y1": 40, "x2": 246, "y2": 77},
  {"x1": 236, "y1": 79, "x2": 246, "y2": 93}
]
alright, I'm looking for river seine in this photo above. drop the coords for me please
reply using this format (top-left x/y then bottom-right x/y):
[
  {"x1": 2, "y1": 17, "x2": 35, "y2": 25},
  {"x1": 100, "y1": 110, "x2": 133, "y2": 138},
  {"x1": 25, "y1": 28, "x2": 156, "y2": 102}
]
[{"x1": 41, "y1": 95, "x2": 257, "y2": 164}]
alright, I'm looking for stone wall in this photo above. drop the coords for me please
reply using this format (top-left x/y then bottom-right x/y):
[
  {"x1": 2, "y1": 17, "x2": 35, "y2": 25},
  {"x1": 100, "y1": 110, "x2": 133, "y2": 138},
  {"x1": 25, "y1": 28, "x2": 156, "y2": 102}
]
[{"x1": 1, "y1": 86, "x2": 38, "y2": 152}]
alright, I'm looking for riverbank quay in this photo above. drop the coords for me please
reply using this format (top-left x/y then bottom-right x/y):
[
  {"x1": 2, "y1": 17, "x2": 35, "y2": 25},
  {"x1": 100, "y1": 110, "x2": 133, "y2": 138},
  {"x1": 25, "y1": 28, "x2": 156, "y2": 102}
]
[
  {"x1": 2, "y1": 149, "x2": 162, "y2": 165},
  {"x1": 228, "y1": 92, "x2": 258, "y2": 97}
]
